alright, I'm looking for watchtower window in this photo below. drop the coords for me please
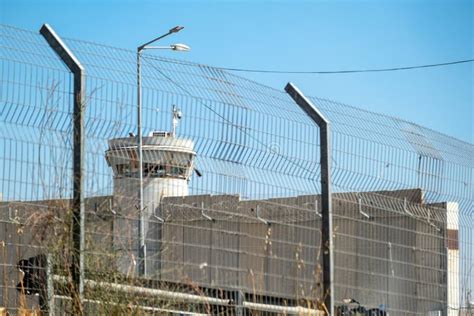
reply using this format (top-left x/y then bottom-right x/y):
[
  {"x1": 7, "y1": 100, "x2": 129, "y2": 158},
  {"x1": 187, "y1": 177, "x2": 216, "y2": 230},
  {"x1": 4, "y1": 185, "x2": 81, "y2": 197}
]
[
  {"x1": 171, "y1": 166, "x2": 186, "y2": 177},
  {"x1": 144, "y1": 163, "x2": 165, "y2": 177},
  {"x1": 115, "y1": 164, "x2": 132, "y2": 177}
]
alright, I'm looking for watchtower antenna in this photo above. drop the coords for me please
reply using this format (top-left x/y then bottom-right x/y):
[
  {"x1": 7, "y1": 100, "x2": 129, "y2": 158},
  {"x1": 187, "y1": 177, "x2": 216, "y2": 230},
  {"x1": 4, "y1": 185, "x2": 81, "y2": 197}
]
[{"x1": 172, "y1": 105, "x2": 182, "y2": 136}]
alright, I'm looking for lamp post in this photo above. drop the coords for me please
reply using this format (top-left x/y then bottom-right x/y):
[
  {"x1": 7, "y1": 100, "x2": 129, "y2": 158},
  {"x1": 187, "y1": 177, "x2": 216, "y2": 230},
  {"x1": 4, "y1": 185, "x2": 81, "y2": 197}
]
[{"x1": 136, "y1": 26, "x2": 189, "y2": 276}]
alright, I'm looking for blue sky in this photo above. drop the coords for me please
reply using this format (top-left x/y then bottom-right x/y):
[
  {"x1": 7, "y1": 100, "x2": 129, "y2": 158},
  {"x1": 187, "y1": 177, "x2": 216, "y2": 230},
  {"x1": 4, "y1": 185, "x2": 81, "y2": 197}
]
[{"x1": 1, "y1": 0, "x2": 472, "y2": 143}]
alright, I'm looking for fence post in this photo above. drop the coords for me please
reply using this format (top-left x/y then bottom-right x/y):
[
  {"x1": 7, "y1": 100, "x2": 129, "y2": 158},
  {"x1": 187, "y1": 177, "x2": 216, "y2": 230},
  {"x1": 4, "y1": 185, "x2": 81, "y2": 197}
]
[
  {"x1": 285, "y1": 83, "x2": 334, "y2": 315},
  {"x1": 40, "y1": 24, "x2": 85, "y2": 315},
  {"x1": 46, "y1": 254, "x2": 55, "y2": 316},
  {"x1": 234, "y1": 290, "x2": 244, "y2": 316}
]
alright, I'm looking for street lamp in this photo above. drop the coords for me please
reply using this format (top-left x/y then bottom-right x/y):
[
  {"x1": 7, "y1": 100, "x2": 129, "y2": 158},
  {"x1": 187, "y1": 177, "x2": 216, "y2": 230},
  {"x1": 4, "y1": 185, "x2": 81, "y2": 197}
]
[
  {"x1": 140, "y1": 43, "x2": 191, "y2": 51},
  {"x1": 136, "y1": 26, "x2": 189, "y2": 276}
]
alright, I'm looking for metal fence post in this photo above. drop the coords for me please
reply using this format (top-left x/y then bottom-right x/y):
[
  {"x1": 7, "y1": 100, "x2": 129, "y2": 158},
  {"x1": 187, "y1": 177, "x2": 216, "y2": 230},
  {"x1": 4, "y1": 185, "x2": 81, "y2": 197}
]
[
  {"x1": 47, "y1": 254, "x2": 55, "y2": 316},
  {"x1": 285, "y1": 83, "x2": 334, "y2": 315},
  {"x1": 234, "y1": 290, "x2": 244, "y2": 316},
  {"x1": 40, "y1": 24, "x2": 85, "y2": 314}
]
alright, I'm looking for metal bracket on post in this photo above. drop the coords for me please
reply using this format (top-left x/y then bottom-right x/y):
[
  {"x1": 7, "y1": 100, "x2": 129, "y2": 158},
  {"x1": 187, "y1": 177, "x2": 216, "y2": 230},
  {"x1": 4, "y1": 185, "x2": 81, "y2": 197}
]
[
  {"x1": 285, "y1": 83, "x2": 334, "y2": 315},
  {"x1": 40, "y1": 23, "x2": 85, "y2": 315}
]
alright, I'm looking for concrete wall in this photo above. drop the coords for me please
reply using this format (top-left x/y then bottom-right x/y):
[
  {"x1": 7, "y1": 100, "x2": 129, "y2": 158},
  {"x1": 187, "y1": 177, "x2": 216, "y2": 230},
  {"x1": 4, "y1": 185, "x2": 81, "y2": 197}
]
[
  {"x1": 0, "y1": 197, "x2": 114, "y2": 313},
  {"x1": 157, "y1": 189, "x2": 448, "y2": 314},
  {"x1": 112, "y1": 176, "x2": 189, "y2": 276},
  {"x1": 446, "y1": 202, "x2": 460, "y2": 315},
  {"x1": 0, "y1": 189, "x2": 452, "y2": 315},
  {"x1": 157, "y1": 194, "x2": 322, "y2": 300}
]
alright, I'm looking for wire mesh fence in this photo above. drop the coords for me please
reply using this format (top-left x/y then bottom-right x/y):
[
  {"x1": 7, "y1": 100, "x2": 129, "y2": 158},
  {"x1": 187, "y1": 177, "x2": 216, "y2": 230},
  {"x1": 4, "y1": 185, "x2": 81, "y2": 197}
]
[{"x1": 1, "y1": 23, "x2": 473, "y2": 315}]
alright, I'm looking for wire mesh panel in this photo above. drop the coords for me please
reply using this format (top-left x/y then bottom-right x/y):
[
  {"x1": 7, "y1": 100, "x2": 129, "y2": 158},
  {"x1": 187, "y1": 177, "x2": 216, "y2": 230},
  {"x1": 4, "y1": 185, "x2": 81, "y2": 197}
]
[
  {"x1": 1, "y1": 24, "x2": 75, "y2": 314},
  {"x1": 309, "y1": 96, "x2": 473, "y2": 315},
  {"x1": 67, "y1": 35, "x2": 325, "y2": 314},
  {"x1": 1, "y1": 24, "x2": 325, "y2": 315},
  {"x1": 1, "y1": 23, "x2": 473, "y2": 315}
]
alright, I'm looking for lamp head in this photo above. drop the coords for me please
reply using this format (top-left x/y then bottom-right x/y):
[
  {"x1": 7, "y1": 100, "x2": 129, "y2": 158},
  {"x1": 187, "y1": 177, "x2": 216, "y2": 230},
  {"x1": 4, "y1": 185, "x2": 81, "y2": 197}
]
[
  {"x1": 170, "y1": 26, "x2": 184, "y2": 33},
  {"x1": 170, "y1": 43, "x2": 191, "y2": 52}
]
